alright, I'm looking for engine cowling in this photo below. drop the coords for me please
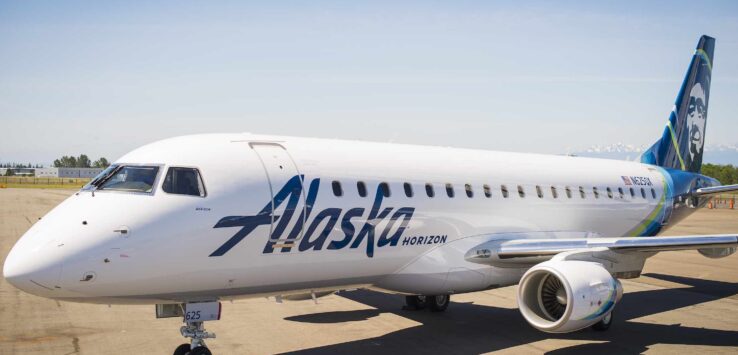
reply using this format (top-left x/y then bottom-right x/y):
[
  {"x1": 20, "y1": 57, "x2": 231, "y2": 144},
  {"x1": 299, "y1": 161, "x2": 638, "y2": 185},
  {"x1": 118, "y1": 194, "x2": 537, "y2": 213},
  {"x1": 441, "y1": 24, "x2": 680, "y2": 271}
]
[{"x1": 517, "y1": 260, "x2": 623, "y2": 333}]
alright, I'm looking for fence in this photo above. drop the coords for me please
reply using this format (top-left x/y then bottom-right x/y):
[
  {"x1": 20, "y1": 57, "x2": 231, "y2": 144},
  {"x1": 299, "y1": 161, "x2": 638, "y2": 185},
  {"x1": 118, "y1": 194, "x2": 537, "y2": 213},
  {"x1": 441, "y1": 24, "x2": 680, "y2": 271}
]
[{"x1": 0, "y1": 176, "x2": 91, "y2": 187}]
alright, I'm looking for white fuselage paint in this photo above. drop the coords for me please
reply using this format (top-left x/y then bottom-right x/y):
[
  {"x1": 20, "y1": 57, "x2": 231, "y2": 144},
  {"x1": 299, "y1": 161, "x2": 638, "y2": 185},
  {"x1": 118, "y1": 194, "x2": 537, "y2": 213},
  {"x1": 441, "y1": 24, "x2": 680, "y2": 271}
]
[{"x1": 4, "y1": 133, "x2": 672, "y2": 304}]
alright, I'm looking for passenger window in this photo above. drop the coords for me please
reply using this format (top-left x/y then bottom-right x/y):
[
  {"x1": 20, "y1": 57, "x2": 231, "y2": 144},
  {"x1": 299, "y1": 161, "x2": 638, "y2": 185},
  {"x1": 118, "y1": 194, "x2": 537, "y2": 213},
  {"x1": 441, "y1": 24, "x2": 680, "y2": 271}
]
[
  {"x1": 404, "y1": 182, "x2": 413, "y2": 198},
  {"x1": 518, "y1": 185, "x2": 525, "y2": 198},
  {"x1": 565, "y1": 186, "x2": 572, "y2": 198},
  {"x1": 483, "y1": 184, "x2": 492, "y2": 198},
  {"x1": 606, "y1": 187, "x2": 613, "y2": 199},
  {"x1": 593, "y1": 187, "x2": 600, "y2": 199},
  {"x1": 379, "y1": 182, "x2": 391, "y2": 197},
  {"x1": 551, "y1": 186, "x2": 558, "y2": 199},
  {"x1": 332, "y1": 181, "x2": 343, "y2": 197},
  {"x1": 465, "y1": 184, "x2": 473, "y2": 198},
  {"x1": 536, "y1": 185, "x2": 543, "y2": 198},
  {"x1": 425, "y1": 183, "x2": 435, "y2": 198},
  {"x1": 630, "y1": 187, "x2": 635, "y2": 198},
  {"x1": 618, "y1": 187, "x2": 624, "y2": 199},
  {"x1": 651, "y1": 188, "x2": 657, "y2": 199},
  {"x1": 357, "y1": 181, "x2": 367, "y2": 197},
  {"x1": 162, "y1": 167, "x2": 204, "y2": 196},
  {"x1": 446, "y1": 183, "x2": 455, "y2": 198},
  {"x1": 640, "y1": 187, "x2": 646, "y2": 199},
  {"x1": 579, "y1": 186, "x2": 586, "y2": 199},
  {"x1": 501, "y1": 185, "x2": 509, "y2": 198}
]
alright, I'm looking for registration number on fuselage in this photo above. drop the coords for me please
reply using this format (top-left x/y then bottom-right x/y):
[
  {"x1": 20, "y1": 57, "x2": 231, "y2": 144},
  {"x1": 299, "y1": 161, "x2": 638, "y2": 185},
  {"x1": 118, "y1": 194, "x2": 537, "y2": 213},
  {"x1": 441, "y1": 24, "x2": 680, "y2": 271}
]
[{"x1": 622, "y1": 176, "x2": 653, "y2": 186}]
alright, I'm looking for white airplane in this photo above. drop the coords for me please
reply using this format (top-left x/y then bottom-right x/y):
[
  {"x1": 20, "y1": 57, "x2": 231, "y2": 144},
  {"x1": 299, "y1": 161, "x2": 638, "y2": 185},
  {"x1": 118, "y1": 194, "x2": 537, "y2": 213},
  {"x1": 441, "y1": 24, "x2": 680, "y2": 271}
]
[{"x1": 4, "y1": 35, "x2": 737, "y2": 355}]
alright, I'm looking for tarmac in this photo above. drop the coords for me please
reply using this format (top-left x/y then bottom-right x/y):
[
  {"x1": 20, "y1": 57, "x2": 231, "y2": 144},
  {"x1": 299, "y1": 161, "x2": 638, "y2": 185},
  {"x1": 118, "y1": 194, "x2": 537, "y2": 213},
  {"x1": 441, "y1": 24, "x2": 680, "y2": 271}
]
[{"x1": 0, "y1": 188, "x2": 736, "y2": 354}]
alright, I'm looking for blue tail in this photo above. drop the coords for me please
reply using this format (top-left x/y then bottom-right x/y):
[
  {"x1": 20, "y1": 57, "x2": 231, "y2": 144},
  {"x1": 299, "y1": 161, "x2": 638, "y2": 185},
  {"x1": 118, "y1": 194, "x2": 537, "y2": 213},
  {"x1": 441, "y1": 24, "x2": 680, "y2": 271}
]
[{"x1": 641, "y1": 35, "x2": 715, "y2": 173}]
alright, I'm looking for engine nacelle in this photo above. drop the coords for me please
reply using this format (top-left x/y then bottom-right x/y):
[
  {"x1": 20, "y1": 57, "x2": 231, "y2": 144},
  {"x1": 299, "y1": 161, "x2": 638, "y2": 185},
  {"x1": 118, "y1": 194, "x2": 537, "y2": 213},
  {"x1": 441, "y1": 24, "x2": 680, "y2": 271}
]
[
  {"x1": 517, "y1": 260, "x2": 623, "y2": 333},
  {"x1": 698, "y1": 247, "x2": 736, "y2": 259}
]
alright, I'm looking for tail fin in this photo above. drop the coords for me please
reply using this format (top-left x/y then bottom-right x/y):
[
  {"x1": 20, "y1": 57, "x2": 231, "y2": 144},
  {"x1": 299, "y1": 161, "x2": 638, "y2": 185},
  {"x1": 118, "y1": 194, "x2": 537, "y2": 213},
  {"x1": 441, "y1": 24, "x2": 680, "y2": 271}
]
[{"x1": 641, "y1": 35, "x2": 715, "y2": 173}]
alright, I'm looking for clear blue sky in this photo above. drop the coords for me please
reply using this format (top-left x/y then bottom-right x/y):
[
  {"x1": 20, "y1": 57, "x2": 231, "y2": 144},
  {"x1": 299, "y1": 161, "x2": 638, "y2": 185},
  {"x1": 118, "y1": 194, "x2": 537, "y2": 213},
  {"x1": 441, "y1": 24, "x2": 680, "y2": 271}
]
[{"x1": 2, "y1": 1, "x2": 737, "y2": 164}]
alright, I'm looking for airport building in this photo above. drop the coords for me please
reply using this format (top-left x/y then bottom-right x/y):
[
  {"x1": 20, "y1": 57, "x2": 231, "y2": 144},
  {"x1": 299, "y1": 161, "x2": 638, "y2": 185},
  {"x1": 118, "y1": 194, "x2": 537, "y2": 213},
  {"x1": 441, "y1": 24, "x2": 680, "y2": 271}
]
[
  {"x1": 0, "y1": 168, "x2": 35, "y2": 176},
  {"x1": 35, "y1": 167, "x2": 103, "y2": 178}
]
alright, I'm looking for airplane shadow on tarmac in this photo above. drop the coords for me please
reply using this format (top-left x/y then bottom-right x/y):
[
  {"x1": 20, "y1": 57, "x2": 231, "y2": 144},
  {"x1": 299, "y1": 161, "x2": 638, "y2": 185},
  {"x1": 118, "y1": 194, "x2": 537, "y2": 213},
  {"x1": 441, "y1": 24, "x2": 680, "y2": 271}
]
[{"x1": 282, "y1": 273, "x2": 738, "y2": 355}]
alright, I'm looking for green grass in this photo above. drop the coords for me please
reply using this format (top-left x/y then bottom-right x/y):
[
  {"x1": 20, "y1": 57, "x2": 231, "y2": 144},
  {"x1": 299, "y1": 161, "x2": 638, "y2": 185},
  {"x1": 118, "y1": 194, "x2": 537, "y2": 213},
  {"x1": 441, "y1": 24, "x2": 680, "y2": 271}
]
[{"x1": 0, "y1": 177, "x2": 90, "y2": 190}]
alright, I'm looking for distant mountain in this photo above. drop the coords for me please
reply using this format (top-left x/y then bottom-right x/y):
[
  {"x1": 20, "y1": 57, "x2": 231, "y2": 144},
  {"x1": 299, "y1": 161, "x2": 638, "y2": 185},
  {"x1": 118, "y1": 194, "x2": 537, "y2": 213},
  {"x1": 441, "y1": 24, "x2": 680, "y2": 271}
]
[
  {"x1": 702, "y1": 144, "x2": 738, "y2": 165},
  {"x1": 571, "y1": 143, "x2": 738, "y2": 165},
  {"x1": 572, "y1": 143, "x2": 646, "y2": 162}
]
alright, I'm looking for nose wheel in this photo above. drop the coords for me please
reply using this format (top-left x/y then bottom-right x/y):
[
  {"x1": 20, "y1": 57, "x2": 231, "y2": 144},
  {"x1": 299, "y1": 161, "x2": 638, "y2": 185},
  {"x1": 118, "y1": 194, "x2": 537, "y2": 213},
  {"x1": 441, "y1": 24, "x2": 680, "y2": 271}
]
[
  {"x1": 173, "y1": 321, "x2": 215, "y2": 355},
  {"x1": 174, "y1": 343, "x2": 212, "y2": 355}
]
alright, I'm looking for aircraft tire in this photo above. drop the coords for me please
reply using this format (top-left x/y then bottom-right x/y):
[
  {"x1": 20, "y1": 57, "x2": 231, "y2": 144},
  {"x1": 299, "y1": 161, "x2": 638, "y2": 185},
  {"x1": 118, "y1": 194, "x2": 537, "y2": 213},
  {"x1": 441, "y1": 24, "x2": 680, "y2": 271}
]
[
  {"x1": 173, "y1": 344, "x2": 191, "y2": 355},
  {"x1": 428, "y1": 295, "x2": 450, "y2": 312},
  {"x1": 189, "y1": 346, "x2": 212, "y2": 355},
  {"x1": 405, "y1": 295, "x2": 428, "y2": 310},
  {"x1": 591, "y1": 310, "x2": 613, "y2": 331}
]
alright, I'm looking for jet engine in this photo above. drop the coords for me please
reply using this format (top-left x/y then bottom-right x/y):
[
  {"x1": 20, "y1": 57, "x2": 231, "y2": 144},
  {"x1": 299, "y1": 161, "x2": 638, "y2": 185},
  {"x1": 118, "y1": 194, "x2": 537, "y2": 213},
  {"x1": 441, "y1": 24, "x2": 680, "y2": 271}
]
[{"x1": 517, "y1": 260, "x2": 623, "y2": 333}]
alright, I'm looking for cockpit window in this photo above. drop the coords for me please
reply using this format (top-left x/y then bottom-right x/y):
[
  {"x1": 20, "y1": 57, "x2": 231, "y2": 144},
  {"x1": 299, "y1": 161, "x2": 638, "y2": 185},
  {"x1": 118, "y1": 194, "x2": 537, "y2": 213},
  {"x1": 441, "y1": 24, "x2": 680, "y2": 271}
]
[
  {"x1": 97, "y1": 166, "x2": 160, "y2": 193},
  {"x1": 162, "y1": 167, "x2": 206, "y2": 197},
  {"x1": 82, "y1": 164, "x2": 119, "y2": 190}
]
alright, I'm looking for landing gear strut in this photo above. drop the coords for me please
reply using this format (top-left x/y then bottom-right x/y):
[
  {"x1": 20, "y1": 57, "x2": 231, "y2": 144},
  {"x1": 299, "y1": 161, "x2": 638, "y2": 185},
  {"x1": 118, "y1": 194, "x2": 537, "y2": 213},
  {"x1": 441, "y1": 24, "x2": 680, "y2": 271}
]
[
  {"x1": 173, "y1": 321, "x2": 215, "y2": 355},
  {"x1": 162, "y1": 301, "x2": 221, "y2": 355}
]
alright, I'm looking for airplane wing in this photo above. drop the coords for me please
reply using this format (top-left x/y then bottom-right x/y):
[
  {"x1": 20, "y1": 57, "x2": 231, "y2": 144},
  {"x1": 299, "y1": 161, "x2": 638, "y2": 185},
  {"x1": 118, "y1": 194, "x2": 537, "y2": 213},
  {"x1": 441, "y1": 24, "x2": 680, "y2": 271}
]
[
  {"x1": 695, "y1": 184, "x2": 738, "y2": 196},
  {"x1": 465, "y1": 234, "x2": 738, "y2": 275}
]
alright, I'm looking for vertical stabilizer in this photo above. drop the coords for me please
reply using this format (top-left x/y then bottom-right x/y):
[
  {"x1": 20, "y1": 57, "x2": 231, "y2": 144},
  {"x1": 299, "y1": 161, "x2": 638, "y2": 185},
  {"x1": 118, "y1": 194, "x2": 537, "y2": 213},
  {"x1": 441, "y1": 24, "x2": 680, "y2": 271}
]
[{"x1": 641, "y1": 35, "x2": 715, "y2": 173}]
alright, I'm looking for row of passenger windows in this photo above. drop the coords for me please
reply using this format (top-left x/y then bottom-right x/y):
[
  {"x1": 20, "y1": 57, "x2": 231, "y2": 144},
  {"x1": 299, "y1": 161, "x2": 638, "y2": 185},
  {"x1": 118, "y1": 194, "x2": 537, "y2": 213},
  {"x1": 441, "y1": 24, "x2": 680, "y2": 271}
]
[{"x1": 331, "y1": 181, "x2": 658, "y2": 200}]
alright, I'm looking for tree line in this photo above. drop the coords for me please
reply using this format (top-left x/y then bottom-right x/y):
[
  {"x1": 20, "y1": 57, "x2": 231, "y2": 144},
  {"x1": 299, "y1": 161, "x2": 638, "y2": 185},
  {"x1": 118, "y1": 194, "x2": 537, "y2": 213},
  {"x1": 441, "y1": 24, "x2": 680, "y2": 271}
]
[
  {"x1": 702, "y1": 164, "x2": 738, "y2": 185},
  {"x1": 53, "y1": 155, "x2": 110, "y2": 168}
]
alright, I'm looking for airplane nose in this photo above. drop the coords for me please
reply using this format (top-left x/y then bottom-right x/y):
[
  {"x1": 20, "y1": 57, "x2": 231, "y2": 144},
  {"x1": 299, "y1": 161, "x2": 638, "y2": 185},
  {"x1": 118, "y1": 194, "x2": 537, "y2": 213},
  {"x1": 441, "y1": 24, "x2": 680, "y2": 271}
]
[{"x1": 3, "y1": 241, "x2": 63, "y2": 296}]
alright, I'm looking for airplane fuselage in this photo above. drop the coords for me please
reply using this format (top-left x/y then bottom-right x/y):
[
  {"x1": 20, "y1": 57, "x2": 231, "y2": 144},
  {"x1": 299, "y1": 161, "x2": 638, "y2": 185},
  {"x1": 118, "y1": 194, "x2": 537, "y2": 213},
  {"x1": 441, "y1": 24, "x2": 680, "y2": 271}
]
[{"x1": 6, "y1": 133, "x2": 714, "y2": 304}]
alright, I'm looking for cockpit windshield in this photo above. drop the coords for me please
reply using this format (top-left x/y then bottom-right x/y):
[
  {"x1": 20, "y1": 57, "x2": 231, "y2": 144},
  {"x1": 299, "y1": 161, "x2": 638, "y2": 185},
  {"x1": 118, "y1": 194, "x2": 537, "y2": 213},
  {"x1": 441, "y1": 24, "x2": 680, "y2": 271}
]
[
  {"x1": 84, "y1": 165, "x2": 160, "y2": 193},
  {"x1": 83, "y1": 165, "x2": 119, "y2": 190}
]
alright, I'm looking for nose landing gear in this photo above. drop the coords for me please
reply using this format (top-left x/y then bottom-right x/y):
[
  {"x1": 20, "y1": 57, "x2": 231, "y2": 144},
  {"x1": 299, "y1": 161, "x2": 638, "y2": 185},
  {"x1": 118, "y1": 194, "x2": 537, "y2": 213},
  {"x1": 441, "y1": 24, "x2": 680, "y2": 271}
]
[
  {"x1": 158, "y1": 301, "x2": 221, "y2": 355},
  {"x1": 173, "y1": 320, "x2": 216, "y2": 355}
]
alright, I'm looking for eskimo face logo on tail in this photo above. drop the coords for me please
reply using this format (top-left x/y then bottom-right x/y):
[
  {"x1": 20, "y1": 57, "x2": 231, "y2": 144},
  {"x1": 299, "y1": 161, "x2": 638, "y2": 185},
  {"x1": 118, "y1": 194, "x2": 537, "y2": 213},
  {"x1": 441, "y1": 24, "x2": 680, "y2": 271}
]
[
  {"x1": 209, "y1": 175, "x2": 418, "y2": 258},
  {"x1": 687, "y1": 82, "x2": 707, "y2": 162}
]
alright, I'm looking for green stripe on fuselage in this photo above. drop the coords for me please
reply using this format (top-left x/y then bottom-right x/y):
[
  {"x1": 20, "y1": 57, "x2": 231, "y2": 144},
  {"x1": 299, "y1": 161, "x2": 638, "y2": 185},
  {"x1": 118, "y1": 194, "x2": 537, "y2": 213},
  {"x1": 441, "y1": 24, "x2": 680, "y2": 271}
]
[{"x1": 627, "y1": 170, "x2": 669, "y2": 237}]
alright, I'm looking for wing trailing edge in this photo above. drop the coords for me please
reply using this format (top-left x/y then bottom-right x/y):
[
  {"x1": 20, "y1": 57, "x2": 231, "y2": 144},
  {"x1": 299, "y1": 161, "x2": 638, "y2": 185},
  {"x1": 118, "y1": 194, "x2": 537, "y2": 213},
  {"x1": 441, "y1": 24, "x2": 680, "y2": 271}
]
[{"x1": 466, "y1": 234, "x2": 738, "y2": 267}]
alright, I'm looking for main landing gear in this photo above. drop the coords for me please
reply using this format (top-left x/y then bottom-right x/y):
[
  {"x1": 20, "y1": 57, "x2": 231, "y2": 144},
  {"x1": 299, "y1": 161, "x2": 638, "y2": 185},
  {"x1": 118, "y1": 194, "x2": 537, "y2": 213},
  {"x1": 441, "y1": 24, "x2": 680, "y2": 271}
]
[
  {"x1": 591, "y1": 310, "x2": 614, "y2": 331},
  {"x1": 404, "y1": 294, "x2": 450, "y2": 312}
]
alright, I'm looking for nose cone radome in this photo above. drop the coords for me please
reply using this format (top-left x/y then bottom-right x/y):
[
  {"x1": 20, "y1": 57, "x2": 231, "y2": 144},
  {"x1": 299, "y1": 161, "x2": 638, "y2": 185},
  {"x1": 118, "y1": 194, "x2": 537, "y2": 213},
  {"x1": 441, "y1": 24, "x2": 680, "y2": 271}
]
[{"x1": 4, "y1": 238, "x2": 64, "y2": 298}]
